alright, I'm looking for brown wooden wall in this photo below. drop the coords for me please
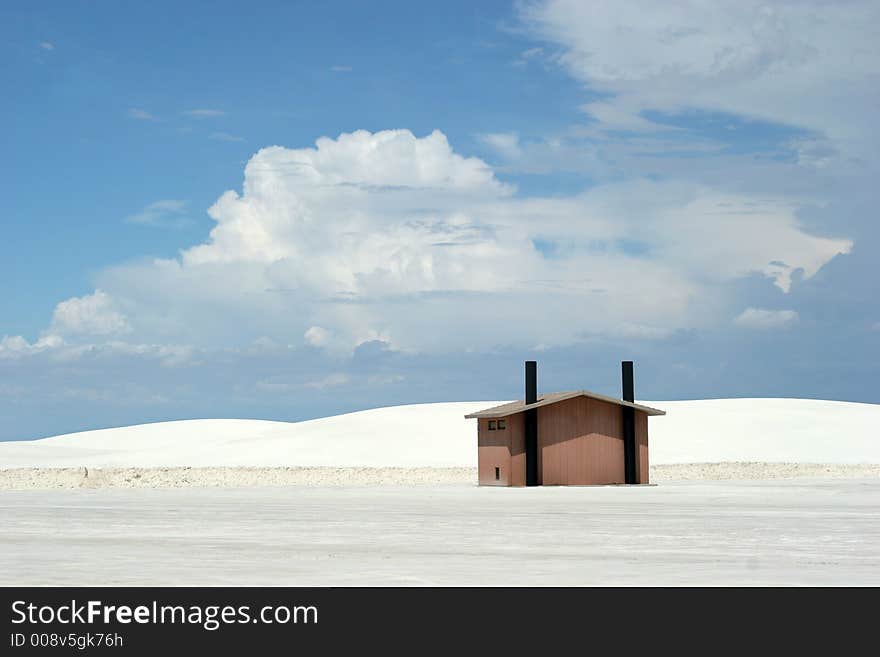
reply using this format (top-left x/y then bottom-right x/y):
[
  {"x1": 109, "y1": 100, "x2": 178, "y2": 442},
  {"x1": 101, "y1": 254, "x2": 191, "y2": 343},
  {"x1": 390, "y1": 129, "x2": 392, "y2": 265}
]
[
  {"x1": 477, "y1": 414, "x2": 525, "y2": 486},
  {"x1": 636, "y1": 410, "x2": 649, "y2": 485},
  {"x1": 507, "y1": 413, "x2": 526, "y2": 487},
  {"x1": 538, "y1": 396, "x2": 627, "y2": 485},
  {"x1": 477, "y1": 398, "x2": 650, "y2": 486}
]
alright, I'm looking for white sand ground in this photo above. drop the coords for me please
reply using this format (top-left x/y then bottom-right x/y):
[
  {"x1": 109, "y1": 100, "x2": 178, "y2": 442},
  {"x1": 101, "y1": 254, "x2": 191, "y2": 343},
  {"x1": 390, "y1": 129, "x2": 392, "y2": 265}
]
[
  {"x1": 3, "y1": 480, "x2": 878, "y2": 585},
  {"x1": 1, "y1": 463, "x2": 878, "y2": 490}
]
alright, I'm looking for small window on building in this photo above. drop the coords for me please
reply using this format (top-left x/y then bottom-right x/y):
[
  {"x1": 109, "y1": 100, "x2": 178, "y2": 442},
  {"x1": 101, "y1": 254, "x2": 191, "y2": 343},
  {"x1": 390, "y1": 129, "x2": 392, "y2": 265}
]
[
  {"x1": 497, "y1": 419, "x2": 506, "y2": 430},
  {"x1": 488, "y1": 420, "x2": 497, "y2": 430},
  {"x1": 495, "y1": 467, "x2": 500, "y2": 481}
]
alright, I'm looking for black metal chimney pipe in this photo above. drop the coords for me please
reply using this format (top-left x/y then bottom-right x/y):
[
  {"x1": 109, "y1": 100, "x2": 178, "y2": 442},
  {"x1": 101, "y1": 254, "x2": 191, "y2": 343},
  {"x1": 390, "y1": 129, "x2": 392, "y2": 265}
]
[
  {"x1": 622, "y1": 361, "x2": 634, "y2": 404},
  {"x1": 622, "y1": 360, "x2": 638, "y2": 484},
  {"x1": 525, "y1": 360, "x2": 537, "y2": 405},
  {"x1": 525, "y1": 361, "x2": 538, "y2": 486}
]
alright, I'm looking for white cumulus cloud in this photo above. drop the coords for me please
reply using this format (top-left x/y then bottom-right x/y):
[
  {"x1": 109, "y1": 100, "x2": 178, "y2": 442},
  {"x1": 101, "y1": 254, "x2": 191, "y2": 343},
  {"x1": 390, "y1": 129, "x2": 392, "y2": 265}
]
[
  {"x1": 0, "y1": 334, "x2": 63, "y2": 359},
  {"x1": 50, "y1": 291, "x2": 131, "y2": 337},
  {"x1": 39, "y1": 129, "x2": 849, "y2": 353}
]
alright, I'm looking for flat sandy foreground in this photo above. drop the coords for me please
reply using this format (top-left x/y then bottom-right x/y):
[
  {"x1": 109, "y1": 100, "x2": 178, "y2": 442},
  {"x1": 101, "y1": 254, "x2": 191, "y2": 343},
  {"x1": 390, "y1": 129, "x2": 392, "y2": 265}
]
[
  {"x1": 3, "y1": 479, "x2": 879, "y2": 586},
  {"x1": 1, "y1": 462, "x2": 879, "y2": 489}
]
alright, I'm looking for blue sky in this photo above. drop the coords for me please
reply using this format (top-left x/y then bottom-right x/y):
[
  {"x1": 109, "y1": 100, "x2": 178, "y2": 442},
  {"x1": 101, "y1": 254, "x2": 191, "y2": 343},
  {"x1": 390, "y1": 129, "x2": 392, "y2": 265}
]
[
  {"x1": 3, "y1": 1, "x2": 576, "y2": 334},
  {"x1": 2, "y1": 0, "x2": 878, "y2": 441}
]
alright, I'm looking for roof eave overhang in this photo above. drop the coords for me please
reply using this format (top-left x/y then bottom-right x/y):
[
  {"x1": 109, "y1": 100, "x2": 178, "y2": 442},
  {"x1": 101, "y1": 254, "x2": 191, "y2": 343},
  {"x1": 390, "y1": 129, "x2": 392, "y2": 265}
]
[{"x1": 464, "y1": 391, "x2": 666, "y2": 419}]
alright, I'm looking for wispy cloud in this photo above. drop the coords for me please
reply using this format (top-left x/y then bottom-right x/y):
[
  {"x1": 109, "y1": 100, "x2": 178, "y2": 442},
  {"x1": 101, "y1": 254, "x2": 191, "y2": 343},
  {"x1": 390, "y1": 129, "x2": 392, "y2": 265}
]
[
  {"x1": 734, "y1": 308, "x2": 799, "y2": 330},
  {"x1": 330, "y1": 65, "x2": 353, "y2": 72},
  {"x1": 210, "y1": 132, "x2": 245, "y2": 142},
  {"x1": 182, "y1": 109, "x2": 225, "y2": 118},
  {"x1": 124, "y1": 200, "x2": 191, "y2": 228},
  {"x1": 128, "y1": 108, "x2": 157, "y2": 121},
  {"x1": 305, "y1": 373, "x2": 350, "y2": 389},
  {"x1": 513, "y1": 46, "x2": 543, "y2": 66},
  {"x1": 519, "y1": 0, "x2": 880, "y2": 163},
  {"x1": 478, "y1": 132, "x2": 523, "y2": 160},
  {"x1": 39, "y1": 41, "x2": 55, "y2": 51},
  {"x1": 304, "y1": 326, "x2": 331, "y2": 348}
]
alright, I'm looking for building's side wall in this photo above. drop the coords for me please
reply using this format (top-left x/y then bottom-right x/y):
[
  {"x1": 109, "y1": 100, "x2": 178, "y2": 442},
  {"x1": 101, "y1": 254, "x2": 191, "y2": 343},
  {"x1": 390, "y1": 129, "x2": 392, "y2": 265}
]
[
  {"x1": 636, "y1": 410, "x2": 649, "y2": 484},
  {"x1": 538, "y1": 396, "x2": 627, "y2": 485},
  {"x1": 507, "y1": 413, "x2": 527, "y2": 487},
  {"x1": 478, "y1": 418, "x2": 511, "y2": 486}
]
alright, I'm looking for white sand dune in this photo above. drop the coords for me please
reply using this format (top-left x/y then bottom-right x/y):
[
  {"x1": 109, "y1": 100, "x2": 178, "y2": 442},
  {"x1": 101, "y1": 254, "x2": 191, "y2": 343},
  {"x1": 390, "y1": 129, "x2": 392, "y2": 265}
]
[
  {"x1": 1, "y1": 398, "x2": 878, "y2": 472},
  {"x1": 0, "y1": 402, "x2": 496, "y2": 469},
  {"x1": 650, "y1": 398, "x2": 880, "y2": 464}
]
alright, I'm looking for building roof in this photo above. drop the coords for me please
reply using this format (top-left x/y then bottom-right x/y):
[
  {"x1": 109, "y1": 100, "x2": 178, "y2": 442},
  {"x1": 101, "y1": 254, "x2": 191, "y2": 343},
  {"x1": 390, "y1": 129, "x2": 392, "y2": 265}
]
[{"x1": 463, "y1": 391, "x2": 666, "y2": 419}]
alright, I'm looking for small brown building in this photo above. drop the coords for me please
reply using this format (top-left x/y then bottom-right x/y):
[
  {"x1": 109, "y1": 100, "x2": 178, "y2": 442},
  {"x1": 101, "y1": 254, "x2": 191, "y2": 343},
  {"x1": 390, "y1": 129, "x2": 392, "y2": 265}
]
[{"x1": 465, "y1": 361, "x2": 665, "y2": 486}]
